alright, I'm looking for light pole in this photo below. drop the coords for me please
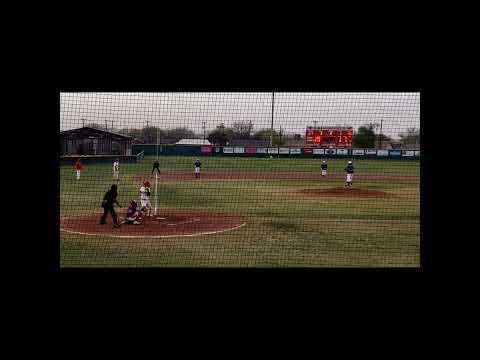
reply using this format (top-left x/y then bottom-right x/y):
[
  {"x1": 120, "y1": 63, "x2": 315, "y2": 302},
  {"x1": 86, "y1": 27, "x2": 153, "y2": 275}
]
[
  {"x1": 203, "y1": 121, "x2": 206, "y2": 141},
  {"x1": 270, "y1": 92, "x2": 274, "y2": 147},
  {"x1": 379, "y1": 118, "x2": 383, "y2": 149}
]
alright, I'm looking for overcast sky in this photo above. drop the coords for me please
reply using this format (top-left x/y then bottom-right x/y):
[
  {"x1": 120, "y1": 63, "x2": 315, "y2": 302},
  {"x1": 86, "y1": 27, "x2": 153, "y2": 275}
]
[{"x1": 60, "y1": 92, "x2": 420, "y2": 139}]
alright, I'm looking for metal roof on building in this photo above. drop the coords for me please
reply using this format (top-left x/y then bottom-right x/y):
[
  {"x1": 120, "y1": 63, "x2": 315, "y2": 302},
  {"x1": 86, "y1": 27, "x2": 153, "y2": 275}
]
[
  {"x1": 175, "y1": 139, "x2": 211, "y2": 145},
  {"x1": 60, "y1": 127, "x2": 133, "y2": 139}
]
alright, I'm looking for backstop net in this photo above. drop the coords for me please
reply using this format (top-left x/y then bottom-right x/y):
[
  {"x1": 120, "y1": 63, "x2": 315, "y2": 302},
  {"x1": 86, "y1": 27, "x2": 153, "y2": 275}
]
[{"x1": 60, "y1": 92, "x2": 420, "y2": 267}]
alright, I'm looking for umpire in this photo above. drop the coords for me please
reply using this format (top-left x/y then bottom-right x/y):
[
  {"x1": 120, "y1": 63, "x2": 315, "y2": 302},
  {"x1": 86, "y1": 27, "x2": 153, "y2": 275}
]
[
  {"x1": 152, "y1": 159, "x2": 160, "y2": 175},
  {"x1": 100, "y1": 184, "x2": 122, "y2": 227}
]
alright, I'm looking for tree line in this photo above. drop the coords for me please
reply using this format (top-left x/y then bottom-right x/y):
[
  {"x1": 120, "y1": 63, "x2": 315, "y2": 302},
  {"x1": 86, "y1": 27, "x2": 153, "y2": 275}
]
[{"x1": 84, "y1": 121, "x2": 419, "y2": 148}]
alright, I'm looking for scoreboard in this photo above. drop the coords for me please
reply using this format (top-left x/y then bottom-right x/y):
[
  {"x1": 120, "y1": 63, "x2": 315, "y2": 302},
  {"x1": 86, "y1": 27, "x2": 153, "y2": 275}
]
[{"x1": 305, "y1": 127, "x2": 353, "y2": 148}]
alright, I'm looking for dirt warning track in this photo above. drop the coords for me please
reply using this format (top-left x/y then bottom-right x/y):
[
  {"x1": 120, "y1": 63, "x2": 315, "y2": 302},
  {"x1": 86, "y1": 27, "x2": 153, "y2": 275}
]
[{"x1": 131, "y1": 171, "x2": 419, "y2": 183}]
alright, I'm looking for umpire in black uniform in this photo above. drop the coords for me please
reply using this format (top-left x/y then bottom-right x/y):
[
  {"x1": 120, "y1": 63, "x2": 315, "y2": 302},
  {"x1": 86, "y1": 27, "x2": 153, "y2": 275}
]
[
  {"x1": 152, "y1": 159, "x2": 160, "y2": 175},
  {"x1": 100, "y1": 184, "x2": 122, "y2": 227}
]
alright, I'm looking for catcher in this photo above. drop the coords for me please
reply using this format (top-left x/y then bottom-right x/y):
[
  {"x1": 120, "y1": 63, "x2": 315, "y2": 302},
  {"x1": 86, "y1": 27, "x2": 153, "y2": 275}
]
[
  {"x1": 122, "y1": 200, "x2": 142, "y2": 225},
  {"x1": 139, "y1": 180, "x2": 152, "y2": 217}
]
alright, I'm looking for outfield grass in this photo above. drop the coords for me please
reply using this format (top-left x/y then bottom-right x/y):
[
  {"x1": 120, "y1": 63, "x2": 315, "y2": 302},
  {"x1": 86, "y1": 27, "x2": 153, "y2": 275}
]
[{"x1": 60, "y1": 155, "x2": 420, "y2": 267}]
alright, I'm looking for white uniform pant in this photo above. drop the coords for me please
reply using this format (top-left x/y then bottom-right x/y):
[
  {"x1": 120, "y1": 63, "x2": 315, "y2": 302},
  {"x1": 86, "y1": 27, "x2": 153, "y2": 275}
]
[
  {"x1": 321, "y1": 170, "x2": 327, "y2": 176},
  {"x1": 195, "y1": 167, "x2": 201, "y2": 175},
  {"x1": 76, "y1": 170, "x2": 81, "y2": 180},
  {"x1": 141, "y1": 199, "x2": 152, "y2": 209},
  {"x1": 346, "y1": 173, "x2": 353, "y2": 182}
]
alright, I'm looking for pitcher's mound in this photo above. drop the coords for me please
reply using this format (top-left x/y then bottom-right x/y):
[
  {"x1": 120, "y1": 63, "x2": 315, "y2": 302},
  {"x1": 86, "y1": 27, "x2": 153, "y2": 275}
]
[
  {"x1": 299, "y1": 187, "x2": 390, "y2": 198},
  {"x1": 60, "y1": 209, "x2": 246, "y2": 238}
]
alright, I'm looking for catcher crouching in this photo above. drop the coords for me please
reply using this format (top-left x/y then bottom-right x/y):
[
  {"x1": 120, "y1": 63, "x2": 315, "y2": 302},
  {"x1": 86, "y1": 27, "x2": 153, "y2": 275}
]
[{"x1": 121, "y1": 200, "x2": 142, "y2": 225}]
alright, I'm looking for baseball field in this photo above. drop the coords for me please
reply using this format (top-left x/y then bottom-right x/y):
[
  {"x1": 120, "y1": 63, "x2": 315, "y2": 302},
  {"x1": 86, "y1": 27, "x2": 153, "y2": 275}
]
[{"x1": 60, "y1": 155, "x2": 420, "y2": 267}]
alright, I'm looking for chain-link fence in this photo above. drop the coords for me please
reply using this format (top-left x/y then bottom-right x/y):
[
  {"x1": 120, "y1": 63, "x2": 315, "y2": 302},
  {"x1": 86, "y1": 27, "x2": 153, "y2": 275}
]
[{"x1": 60, "y1": 92, "x2": 420, "y2": 267}]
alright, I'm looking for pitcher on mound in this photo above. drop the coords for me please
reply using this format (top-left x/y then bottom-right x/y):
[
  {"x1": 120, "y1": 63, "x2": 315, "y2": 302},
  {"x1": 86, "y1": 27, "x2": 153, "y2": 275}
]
[
  {"x1": 140, "y1": 180, "x2": 152, "y2": 216},
  {"x1": 344, "y1": 160, "x2": 354, "y2": 187},
  {"x1": 321, "y1": 160, "x2": 328, "y2": 177}
]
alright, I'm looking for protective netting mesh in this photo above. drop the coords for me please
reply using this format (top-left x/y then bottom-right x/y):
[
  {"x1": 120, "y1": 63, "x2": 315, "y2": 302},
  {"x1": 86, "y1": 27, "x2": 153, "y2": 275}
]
[{"x1": 60, "y1": 92, "x2": 420, "y2": 267}]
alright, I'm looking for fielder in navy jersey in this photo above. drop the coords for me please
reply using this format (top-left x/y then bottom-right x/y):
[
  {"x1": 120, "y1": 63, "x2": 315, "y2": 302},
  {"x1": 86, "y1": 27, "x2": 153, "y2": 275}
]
[{"x1": 344, "y1": 161, "x2": 354, "y2": 187}]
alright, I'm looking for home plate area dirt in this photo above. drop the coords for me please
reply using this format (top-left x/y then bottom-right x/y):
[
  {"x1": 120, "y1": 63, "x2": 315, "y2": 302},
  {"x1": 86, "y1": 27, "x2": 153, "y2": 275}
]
[{"x1": 60, "y1": 209, "x2": 246, "y2": 238}]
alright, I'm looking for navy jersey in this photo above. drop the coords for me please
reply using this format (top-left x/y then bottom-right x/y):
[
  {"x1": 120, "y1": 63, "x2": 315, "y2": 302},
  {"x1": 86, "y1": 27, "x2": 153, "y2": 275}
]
[
  {"x1": 126, "y1": 205, "x2": 138, "y2": 219},
  {"x1": 345, "y1": 164, "x2": 354, "y2": 173},
  {"x1": 195, "y1": 160, "x2": 201, "y2": 168},
  {"x1": 321, "y1": 163, "x2": 328, "y2": 170}
]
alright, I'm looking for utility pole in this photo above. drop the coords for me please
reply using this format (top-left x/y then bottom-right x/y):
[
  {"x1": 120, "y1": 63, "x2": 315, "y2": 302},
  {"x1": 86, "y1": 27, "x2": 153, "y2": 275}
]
[
  {"x1": 203, "y1": 121, "x2": 206, "y2": 141},
  {"x1": 379, "y1": 118, "x2": 383, "y2": 149},
  {"x1": 82, "y1": 118, "x2": 85, "y2": 127},
  {"x1": 270, "y1": 92, "x2": 274, "y2": 147},
  {"x1": 105, "y1": 120, "x2": 108, "y2": 131}
]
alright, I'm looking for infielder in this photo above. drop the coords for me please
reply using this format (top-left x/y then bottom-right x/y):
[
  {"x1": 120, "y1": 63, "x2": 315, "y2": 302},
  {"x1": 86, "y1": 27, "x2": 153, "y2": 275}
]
[
  {"x1": 139, "y1": 180, "x2": 152, "y2": 216},
  {"x1": 113, "y1": 158, "x2": 120, "y2": 182},
  {"x1": 194, "y1": 158, "x2": 202, "y2": 179},
  {"x1": 321, "y1": 160, "x2": 328, "y2": 177},
  {"x1": 344, "y1": 160, "x2": 354, "y2": 187},
  {"x1": 152, "y1": 159, "x2": 160, "y2": 175},
  {"x1": 75, "y1": 158, "x2": 83, "y2": 180}
]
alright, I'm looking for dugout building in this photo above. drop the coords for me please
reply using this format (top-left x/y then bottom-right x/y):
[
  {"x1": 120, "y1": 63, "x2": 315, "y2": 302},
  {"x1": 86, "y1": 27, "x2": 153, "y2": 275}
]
[{"x1": 60, "y1": 127, "x2": 133, "y2": 156}]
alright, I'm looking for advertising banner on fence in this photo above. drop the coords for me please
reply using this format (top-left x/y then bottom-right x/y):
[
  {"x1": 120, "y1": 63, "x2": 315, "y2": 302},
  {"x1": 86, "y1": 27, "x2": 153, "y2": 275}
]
[
  {"x1": 245, "y1": 147, "x2": 257, "y2": 154},
  {"x1": 279, "y1": 147, "x2": 290, "y2": 154},
  {"x1": 313, "y1": 148, "x2": 325, "y2": 155},
  {"x1": 223, "y1": 147, "x2": 234, "y2": 154},
  {"x1": 303, "y1": 148, "x2": 313, "y2": 154},
  {"x1": 389, "y1": 150, "x2": 401, "y2": 156},
  {"x1": 352, "y1": 149, "x2": 365, "y2": 155},
  {"x1": 290, "y1": 148, "x2": 301, "y2": 155},
  {"x1": 257, "y1": 147, "x2": 267, "y2": 154},
  {"x1": 365, "y1": 149, "x2": 377, "y2": 155},
  {"x1": 268, "y1": 148, "x2": 279, "y2": 154},
  {"x1": 201, "y1": 146, "x2": 212, "y2": 153},
  {"x1": 234, "y1": 147, "x2": 245, "y2": 154},
  {"x1": 325, "y1": 149, "x2": 337, "y2": 155},
  {"x1": 415, "y1": 151, "x2": 420, "y2": 156},
  {"x1": 377, "y1": 150, "x2": 389, "y2": 156},
  {"x1": 402, "y1": 150, "x2": 414, "y2": 157},
  {"x1": 336, "y1": 149, "x2": 348, "y2": 155}
]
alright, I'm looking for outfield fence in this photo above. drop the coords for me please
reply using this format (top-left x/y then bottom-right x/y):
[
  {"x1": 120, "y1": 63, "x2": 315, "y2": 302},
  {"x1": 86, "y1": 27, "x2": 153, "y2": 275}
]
[{"x1": 132, "y1": 144, "x2": 420, "y2": 160}]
